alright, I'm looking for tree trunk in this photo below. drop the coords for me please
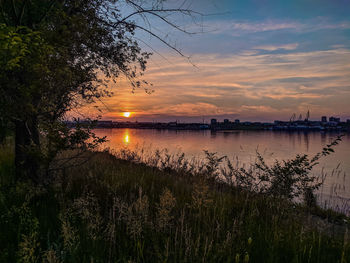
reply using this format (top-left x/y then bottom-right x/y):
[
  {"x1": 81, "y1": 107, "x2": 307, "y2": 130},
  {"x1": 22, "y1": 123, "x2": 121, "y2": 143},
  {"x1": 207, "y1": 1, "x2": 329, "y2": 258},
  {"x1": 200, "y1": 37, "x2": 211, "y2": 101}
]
[{"x1": 14, "y1": 117, "x2": 40, "y2": 183}]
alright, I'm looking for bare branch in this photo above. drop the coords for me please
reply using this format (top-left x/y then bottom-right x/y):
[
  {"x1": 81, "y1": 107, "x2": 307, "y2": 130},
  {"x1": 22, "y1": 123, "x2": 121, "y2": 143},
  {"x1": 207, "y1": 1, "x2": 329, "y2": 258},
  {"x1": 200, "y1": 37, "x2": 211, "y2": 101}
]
[
  {"x1": 134, "y1": 36, "x2": 173, "y2": 65},
  {"x1": 120, "y1": 8, "x2": 203, "y2": 23},
  {"x1": 119, "y1": 0, "x2": 203, "y2": 34},
  {"x1": 127, "y1": 22, "x2": 189, "y2": 58}
]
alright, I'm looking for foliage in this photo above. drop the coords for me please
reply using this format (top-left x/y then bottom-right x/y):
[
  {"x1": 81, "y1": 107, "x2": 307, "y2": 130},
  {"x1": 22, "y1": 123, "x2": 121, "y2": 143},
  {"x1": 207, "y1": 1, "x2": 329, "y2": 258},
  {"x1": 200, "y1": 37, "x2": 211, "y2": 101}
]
[
  {"x1": 1, "y1": 144, "x2": 349, "y2": 262},
  {"x1": 217, "y1": 136, "x2": 343, "y2": 203},
  {"x1": 111, "y1": 135, "x2": 343, "y2": 205},
  {"x1": 0, "y1": 0, "x2": 200, "y2": 182}
]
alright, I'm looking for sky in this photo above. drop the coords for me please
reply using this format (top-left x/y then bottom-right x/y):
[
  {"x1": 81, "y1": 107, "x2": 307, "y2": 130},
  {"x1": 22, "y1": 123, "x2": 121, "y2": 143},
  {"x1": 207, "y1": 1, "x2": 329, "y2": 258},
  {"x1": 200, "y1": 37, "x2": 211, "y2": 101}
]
[{"x1": 95, "y1": 0, "x2": 350, "y2": 123}]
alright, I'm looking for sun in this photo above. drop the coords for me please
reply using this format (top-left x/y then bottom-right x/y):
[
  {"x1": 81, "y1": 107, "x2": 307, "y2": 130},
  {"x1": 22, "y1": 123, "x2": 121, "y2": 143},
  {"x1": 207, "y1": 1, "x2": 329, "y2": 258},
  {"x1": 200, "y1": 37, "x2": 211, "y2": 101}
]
[{"x1": 123, "y1": 112, "x2": 131, "y2": 118}]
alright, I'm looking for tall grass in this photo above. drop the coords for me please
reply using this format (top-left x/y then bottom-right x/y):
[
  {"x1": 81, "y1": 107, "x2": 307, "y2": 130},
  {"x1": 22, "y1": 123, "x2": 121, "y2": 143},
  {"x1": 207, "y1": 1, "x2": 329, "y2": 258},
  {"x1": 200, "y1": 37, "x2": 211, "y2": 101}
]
[
  {"x1": 110, "y1": 140, "x2": 342, "y2": 207},
  {"x1": 0, "y1": 142, "x2": 349, "y2": 262}
]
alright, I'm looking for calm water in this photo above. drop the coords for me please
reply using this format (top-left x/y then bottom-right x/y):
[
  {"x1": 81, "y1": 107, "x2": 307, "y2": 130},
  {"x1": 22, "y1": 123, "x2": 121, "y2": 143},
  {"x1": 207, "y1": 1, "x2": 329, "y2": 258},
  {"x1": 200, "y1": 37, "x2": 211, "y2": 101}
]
[{"x1": 94, "y1": 128, "x2": 350, "y2": 211}]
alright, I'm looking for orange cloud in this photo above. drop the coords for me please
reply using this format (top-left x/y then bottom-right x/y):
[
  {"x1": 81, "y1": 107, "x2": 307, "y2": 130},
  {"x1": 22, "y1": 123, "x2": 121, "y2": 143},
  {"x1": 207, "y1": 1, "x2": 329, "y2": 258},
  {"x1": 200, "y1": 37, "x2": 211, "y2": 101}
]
[{"x1": 73, "y1": 47, "x2": 350, "y2": 122}]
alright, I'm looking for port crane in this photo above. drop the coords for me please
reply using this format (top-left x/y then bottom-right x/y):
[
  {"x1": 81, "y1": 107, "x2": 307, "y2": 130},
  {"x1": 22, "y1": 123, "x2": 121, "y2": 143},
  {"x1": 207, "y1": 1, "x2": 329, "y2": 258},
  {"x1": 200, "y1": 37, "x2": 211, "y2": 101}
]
[
  {"x1": 290, "y1": 113, "x2": 296, "y2": 122},
  {"x1": 298, "y1": 114, "x2": 303, "y2": 121},
  {"x1": 304, "y1": 110, "x2": 310, "y2": 122},
  {"x1": 290, "y1": 110, "x2": 310, "y2": 123}
]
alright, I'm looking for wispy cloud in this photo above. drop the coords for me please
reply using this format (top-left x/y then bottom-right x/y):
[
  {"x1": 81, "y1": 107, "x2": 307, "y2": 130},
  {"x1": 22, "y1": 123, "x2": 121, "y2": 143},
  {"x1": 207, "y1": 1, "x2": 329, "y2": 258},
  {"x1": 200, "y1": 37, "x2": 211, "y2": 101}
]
[
  {"x1": 98, "y1": 46, "x2": 350, "y2": 122},
  {"x1": 253, "y1": 43, "x2": 299, "y2": 51},
  {"x1": 230, "y1": 21, "x2": 301, "y2": 32},
  {"x1": 208, "y1": 19, "x2": 350, "y2": 36}
]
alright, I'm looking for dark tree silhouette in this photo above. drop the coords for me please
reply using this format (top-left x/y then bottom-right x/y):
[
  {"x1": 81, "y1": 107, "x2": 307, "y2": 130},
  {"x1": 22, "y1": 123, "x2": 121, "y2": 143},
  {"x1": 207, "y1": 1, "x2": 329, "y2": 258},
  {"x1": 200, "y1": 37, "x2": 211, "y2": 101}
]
[{"x1": 0, "y1": 0, "x2": 202, "y2": 183}]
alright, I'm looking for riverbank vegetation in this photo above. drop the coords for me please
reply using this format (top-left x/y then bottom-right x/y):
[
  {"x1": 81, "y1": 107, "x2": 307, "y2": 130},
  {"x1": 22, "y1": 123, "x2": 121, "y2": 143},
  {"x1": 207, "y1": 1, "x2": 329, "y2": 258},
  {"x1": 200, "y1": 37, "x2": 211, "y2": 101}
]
[{"x1": 1, "y1": 138, "x2": 349, "y2": 262}]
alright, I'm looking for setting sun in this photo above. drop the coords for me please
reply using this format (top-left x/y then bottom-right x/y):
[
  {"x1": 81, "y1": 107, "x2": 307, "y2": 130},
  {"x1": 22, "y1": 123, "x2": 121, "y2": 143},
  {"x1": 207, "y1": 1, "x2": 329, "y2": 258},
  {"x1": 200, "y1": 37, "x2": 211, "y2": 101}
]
[{"x1": 123, "y1": 112, "x2": 131, "y2": 118}]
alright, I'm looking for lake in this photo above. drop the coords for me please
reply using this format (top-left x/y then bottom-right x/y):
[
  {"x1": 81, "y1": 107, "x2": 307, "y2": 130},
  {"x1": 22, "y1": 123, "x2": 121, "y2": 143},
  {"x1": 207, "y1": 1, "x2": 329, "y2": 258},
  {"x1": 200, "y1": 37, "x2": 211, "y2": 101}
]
[{"x1": 94, "y1": 128, "x2": 350, "y2": 212}]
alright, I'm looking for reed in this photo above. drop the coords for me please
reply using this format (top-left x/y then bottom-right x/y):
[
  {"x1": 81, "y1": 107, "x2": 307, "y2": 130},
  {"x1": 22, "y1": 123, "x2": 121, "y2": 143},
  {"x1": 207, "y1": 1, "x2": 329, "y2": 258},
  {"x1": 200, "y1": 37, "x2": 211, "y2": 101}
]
[{"x1": 0, "y1": 142, "x2": 349, "y2": 262}]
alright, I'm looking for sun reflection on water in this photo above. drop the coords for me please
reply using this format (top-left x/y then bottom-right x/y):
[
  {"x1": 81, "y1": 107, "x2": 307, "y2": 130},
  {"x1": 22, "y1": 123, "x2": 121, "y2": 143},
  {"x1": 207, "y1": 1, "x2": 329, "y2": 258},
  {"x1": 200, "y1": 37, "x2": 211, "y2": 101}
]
[{"x1": 123, "y1": 131, "x2": 130, "y2": 145}]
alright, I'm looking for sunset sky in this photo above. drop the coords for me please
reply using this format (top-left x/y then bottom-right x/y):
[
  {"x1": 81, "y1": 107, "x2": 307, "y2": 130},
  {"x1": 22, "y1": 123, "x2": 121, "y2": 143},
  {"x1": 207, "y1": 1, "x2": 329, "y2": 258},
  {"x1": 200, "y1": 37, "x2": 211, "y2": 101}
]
[{"x1": 96, "y1": 0, "x2": 350, "y2": 123}]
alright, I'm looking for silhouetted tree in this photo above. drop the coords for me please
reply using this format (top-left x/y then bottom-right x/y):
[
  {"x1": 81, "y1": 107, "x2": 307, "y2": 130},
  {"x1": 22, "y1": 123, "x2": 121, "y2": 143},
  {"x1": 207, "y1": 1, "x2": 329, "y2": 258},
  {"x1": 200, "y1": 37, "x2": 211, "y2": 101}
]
[{"x1": 0, "y1": 0, "x2": 201, "y2": 183}]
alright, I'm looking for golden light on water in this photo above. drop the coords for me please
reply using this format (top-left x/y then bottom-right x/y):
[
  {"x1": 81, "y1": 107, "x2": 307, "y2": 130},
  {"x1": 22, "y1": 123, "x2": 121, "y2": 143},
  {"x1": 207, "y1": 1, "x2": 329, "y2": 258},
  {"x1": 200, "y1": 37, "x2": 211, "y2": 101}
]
[
  {"x1": 123, "y1": 112, "x2": 131, "y2": 117},
  {"x1": 123, "y1": 130, "x2": 130, "y2": 145},
  {"x1": 124, "y1": 134, "x2": 129, "y2": 144}
]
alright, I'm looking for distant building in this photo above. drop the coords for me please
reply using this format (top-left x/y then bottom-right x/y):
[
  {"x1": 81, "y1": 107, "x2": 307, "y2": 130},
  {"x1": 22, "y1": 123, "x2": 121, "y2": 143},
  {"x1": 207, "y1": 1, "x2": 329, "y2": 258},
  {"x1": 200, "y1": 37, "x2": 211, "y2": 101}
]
[
  {"x1": 199, "y1": 124, "x2": 209, "y2": 129},
  {"x1": 168, "y1": 122, "x2": 177, "y2": 127},
  {"x1": 98, "y1": 120, "x2": 112, "y2": 124},
  {"x1": 234, "y1": 119, "x2": 240, "y2": 123},
  {"x1": 321, "y1": 116, "x2": 327, "y2": 122},
  {"x1": 97, "y1": 120, "x2": 113, "y2": 127},
  {"x1": 210, "y1": 118, "x2": 217, "y2": 125},
  {"x1": 329, "y1": 116, "x2": 340, "y2": 123},
  {"x1": 224, "y1": 119, "x2": 229, "y2": 124}
]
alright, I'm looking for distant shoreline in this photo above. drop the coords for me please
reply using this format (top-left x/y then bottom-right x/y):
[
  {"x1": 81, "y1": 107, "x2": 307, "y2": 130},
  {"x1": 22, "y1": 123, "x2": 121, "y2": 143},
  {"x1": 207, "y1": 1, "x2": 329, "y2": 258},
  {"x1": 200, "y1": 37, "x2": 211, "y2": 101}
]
[
  {"x1": 91, "y1": 126, "x2": 350, "y2": 133},
  {"x1": 66, "y1": 119, "x2": 350, "y2": 133}
]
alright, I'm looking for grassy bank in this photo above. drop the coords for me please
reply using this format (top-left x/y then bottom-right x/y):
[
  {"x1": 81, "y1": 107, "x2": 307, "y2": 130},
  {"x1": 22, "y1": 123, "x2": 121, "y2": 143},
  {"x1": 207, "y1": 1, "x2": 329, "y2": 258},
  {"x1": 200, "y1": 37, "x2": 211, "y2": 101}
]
[{"x1": 0, "y1": 142, "x2": 349, "y2": 262}]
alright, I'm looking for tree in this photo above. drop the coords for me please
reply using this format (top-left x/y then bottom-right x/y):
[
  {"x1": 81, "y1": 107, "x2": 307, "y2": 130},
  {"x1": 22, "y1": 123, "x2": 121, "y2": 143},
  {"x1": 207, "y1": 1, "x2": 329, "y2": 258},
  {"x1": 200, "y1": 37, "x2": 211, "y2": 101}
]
[
  {"x1": 0, "y1": 23, "x2": 53, "y2": 181},
  {"x1": 0, "y1": 0, "x2": 201, "y2": 183}
]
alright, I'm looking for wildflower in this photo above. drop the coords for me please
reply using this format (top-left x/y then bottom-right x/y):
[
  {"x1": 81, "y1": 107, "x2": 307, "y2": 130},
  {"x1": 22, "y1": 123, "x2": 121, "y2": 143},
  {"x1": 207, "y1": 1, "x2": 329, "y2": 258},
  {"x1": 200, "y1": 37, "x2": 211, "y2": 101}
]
[
  {"x1": 244, "y1": 253, "x2": 250, "y2": 263},
  {"x1": 191, "y1": 180, "x2": 213, "y2": 209},
  {"x1": 157, "y1": 188, "x2": 176, "y2": 230},
  {"x1": 43, "y1": 249, "x2": 61, "y2": 263},
  {"x1": 61, "y1": 218, "x2": 79, "y2": 251},
  {"x1": 248, "y1": 237, "x2": 253, "y2": 246},
  {"x1": 235, "y1": 253, "x2": 240, "y2": 263}
]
